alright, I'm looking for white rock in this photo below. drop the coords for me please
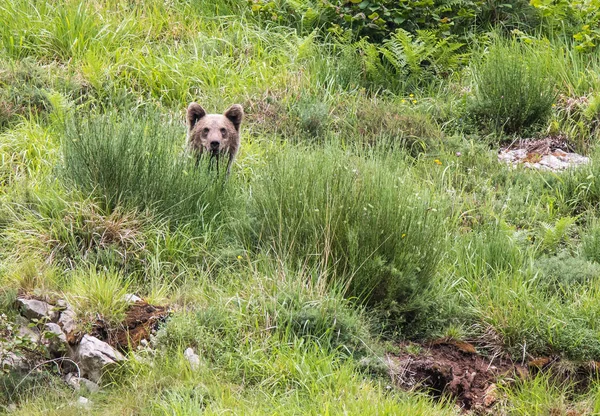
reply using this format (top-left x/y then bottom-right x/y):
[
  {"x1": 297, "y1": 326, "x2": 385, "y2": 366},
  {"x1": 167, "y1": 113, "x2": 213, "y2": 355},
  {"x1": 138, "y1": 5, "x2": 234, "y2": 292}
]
[
  {"x1": 123, "y1": 293, "x2": 142, "y2": 303},
  {"x1": 540, "y1": 155, "x2": 570, "y2": 170},
  {"x1": 58, "y1": 308, "x2": 78, "y2": 338},
  {"x1": 16, "y1": 298, "x2": 57, "y2": 322},
  {"x1": 184, "y1": 347, "x2": 200, "y2": 370},
  {"x1": 76, "y1": 396, "x2": 92, "y2": 409},
  {"x1": 73, "y1": 335, "x2": 125, "y2": 382}
]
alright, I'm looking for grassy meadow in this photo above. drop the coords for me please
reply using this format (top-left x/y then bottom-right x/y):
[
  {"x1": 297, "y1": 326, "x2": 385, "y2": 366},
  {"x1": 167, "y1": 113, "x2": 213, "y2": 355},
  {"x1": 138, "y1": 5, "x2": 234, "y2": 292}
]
[{"x1": 3, "y1": 0, "x2": 600, "y2": 414}]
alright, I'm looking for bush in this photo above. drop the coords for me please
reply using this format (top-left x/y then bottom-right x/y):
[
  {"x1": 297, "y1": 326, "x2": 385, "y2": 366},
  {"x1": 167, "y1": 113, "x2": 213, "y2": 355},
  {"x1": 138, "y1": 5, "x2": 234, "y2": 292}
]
[
  {"x1": 242, "y1": 146, "x2": 447, "y2": 323},
  {"x1": 250, "y1": 0, "x2": 539, "y2": 43},
  {"x1": 61, "y1": 109, "x2": 233, "y2": 233},
  {"x1": 535, "y1": 252, "x2": 600, "y2": 294},
  {"x1": 469, "y1": 39, "x2": 557, "y2": 134}
]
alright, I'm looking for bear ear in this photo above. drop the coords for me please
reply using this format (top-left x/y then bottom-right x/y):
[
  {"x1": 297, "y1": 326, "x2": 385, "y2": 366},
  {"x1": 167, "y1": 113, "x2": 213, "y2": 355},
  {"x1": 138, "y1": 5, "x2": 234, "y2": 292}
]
[
  {"x1": 224, "y1": 104, "x2": 244, "y2": 131},
  {"x1": 187, "y1": 102, "x2": 206, "y2": 130}
]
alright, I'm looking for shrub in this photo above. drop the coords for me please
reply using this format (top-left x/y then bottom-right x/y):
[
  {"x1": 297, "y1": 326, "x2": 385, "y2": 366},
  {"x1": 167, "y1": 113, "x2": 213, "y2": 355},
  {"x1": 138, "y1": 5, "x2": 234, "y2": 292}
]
[
  {"x1": 291, "y1": 94, "x2": 331, "y2": 139},
  {"x1": 535, "y1": 252, "x2": 600, "y2": 294},
  {"x1": 242, "y1": 146, "x2": 447, "y2": 323},
  {"x1": 468, "y1": 39, "x2": 557, "y2": 134},
  {"x1": 61, "y1": 109, "x2": 232, "y2": 233}
]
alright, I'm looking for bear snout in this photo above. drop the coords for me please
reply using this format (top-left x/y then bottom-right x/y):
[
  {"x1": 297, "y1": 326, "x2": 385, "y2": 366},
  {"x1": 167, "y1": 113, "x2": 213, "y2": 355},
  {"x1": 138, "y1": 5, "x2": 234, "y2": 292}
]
[{"x1": 210, "y1": 141, "x2": 220, "y2": 151}]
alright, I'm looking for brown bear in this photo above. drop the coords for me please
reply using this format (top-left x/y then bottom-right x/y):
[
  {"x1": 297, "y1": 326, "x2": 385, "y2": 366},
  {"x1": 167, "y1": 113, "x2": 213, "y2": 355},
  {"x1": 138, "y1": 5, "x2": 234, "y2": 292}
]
[{"x1": 186, "y1": 102, "x2": 244, "y2": 175}]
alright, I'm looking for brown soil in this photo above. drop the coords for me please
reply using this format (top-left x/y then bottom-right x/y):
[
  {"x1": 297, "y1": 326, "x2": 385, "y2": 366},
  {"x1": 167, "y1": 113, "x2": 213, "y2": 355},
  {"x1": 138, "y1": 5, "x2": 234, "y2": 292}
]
[
  {"x1": 91, "y1": 301, "x2": 169, "y2": 351},
  {"x1": 388, "y1": 339, "x2": 527, "y2": 412}
]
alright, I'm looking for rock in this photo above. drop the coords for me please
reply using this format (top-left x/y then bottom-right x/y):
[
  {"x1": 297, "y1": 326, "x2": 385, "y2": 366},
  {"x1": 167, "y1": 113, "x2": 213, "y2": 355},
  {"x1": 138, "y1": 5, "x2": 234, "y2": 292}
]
[
  {"x1": 16, "y1": 298, "x2": 58, "y2": 322},
  {"x1": 73, "y1": 335, "x2": 125, "y2": 382},
  {"x1": 123, "y1": 293, "x2": 142, "y2": 303},
  {"x1": 553, "y1": 149, "x2": 568, "y2": 157},
  {"x1": 184, "y1": 347, "x2": 200, "y2": 370},
  {"x1": 76, "y1": 396, "x2": 92, "y2": 409},
  {"x1": 58, "y1": 308, "x2": 78, "y2": 342},
  {"x1": 17, "y1": 324, "x2": 40, "y2": 344},
  {"x1": 43, "y1": 323, "x2": 68, "y2": 355},
  {"x1": 0, "y1": 350, "x2": 28, "y2": 372},
  {"x1": 539, "y1": 155, "x2": 569, "y2": 170},
  {"x1": 64, "y1": 373, "x2": 100, "y2": 393},
  {"x1": 499, "y1": 148, "x2": 590, "y2": 172},
  {"x1": 482, "y1": 383, "x2": 498, "y2": 407}
]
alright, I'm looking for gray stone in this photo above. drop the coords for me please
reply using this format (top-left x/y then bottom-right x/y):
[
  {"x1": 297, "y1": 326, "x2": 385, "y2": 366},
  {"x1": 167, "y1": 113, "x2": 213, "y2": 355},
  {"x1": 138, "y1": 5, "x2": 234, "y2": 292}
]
[
  {"x1": 184, "y1": 347, "x2": 200, "y2": 370},
  {"x1": 73, "y1": 335, "x2": 125, "y2": 382},
  {"x1": 16, "y1": 298, "x2": 57, "y2": 322},
  {"x1": 44, "y1": 323, "x2": 68, "y2": 355},
  {"x1": 64, "y1": 373, "x2": 100, "y2": 393},
  {"x1": 17, "y1": 324, "x2": 40, "y2": 344},
  {"x1": 58, "y1": 308, "x2": 77, "y2": 338},
  {"x1": 0, "y1": 350, "x2": 28, "y2": 372}
]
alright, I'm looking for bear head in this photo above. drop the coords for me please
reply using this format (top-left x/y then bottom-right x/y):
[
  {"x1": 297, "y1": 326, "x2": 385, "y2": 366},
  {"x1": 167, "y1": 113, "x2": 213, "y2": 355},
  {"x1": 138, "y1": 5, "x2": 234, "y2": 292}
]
[{"x1": 186, "y1": 103, "x2": 243, "y2": 156}]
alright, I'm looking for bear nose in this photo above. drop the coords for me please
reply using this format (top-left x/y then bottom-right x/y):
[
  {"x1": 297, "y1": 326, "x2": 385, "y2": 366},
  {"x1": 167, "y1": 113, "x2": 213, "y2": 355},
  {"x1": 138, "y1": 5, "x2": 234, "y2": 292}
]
[{"x1": 210, "y1": 141, "x2": 220, "y2": 149}]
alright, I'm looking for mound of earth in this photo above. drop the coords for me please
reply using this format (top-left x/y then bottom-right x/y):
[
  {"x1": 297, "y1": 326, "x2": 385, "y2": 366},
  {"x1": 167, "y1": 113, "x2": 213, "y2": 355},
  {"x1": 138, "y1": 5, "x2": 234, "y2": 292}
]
[
  {"x1": 91, "y1": 302, "x2": 169, "y2": 351},
  {"x1": 388, "y1": 339, "x2": 527, "y2": 412}
]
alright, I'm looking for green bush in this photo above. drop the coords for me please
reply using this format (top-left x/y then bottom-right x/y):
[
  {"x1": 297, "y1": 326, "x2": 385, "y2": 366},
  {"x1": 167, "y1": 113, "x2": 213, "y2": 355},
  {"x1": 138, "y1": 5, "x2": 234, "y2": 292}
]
[
  {"x1": 242, "y1": 146, "x2": 447, "y2": 322},
  {"x1": 469, "y1": 39, "x2": 557, "y2": 134},
  {"x1": 61, "y1": 109, "x2": 232, "y2": 233},
  {"x1": 250, "y1": 0, "x2": 539, "y2": 43},
  {"x1": 535, "y1": 252, "x2": 600, "y2": 294}
]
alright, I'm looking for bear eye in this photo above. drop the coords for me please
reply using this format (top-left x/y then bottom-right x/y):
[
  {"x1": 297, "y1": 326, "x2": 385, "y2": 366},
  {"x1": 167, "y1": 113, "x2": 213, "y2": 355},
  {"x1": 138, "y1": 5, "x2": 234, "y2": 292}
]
[
  {"x1": 220, "y1": 127, "x2": 226, "y2": 135},
  {"x1": 202, "y1": 127, "x2": 209, "y2": 134}
]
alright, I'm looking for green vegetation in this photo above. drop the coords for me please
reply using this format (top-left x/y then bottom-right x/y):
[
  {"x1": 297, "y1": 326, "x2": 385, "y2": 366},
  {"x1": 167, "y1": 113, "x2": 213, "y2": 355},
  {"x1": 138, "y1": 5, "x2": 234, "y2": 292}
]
[{"x1": 4, "y1": 0, "x2": 600, "y2": 414}]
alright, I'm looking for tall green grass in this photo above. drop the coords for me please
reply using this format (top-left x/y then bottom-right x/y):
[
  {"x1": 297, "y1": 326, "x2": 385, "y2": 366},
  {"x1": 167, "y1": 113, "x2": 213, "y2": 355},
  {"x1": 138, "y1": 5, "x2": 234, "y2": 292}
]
[
  {"x1": 242, "y1": 146, "x2": 448, "y2": 323},
  {"x1": 62, "y1": 109, "x2": 233, "y2": 233}
]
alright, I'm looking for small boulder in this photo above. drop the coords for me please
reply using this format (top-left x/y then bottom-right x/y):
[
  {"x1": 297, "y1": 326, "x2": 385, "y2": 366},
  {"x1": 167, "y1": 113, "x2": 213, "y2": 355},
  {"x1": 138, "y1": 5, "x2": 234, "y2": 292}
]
[
  {"x1": 43, "y1": 323, "x2": 68, "y2": 355},
  {"x1": 64, "y1": 373, "x2": 100, "y2": 393},
  {"x1": 0, "y1": 349, "x2": 28, "y2": 373},
  {"x1": 17, "y1": 324, "x2": 41, "y2": 344},
  {"x1": 184, "y1": 347, "x2": 200, "y2": 370},
  {"x1": 73, "y1": 335, "x2": 125, "y2": 382},
  {"x1": 16, "y1": 298, "x2": 58, "y2": 322},
  {"x1": 76, "y1": 396, "x2": 92, "y2": 409},
  {"x1": 58, "y1": 308, "x2": 78, "y2": 343},
  {"x1": 123, "y1": 293, "x2": 142, "y2": 303}
]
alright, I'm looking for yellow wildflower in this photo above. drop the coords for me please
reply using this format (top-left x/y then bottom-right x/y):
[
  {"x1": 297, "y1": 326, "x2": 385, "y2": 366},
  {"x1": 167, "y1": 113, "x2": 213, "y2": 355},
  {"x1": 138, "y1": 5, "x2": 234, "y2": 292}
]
[{"x1": 434, "y1": 159, "x2": 442, "y2": 165}]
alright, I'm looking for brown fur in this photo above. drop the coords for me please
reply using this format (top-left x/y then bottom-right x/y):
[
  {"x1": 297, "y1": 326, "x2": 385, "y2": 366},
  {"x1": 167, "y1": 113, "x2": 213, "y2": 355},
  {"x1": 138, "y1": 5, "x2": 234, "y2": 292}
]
[{"x1": 186, "y1": 103, "x2": 244, "y2": 175}]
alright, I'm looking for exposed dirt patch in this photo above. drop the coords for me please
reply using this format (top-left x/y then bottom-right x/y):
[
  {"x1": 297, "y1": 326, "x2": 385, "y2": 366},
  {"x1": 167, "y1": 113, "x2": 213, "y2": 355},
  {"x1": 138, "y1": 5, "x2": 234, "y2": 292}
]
[
  {"x1": 91, "y1": 302, "x2": 169, "y2": 351},
  {"x1": 388, "y1": 339, "x2": 527, "y2": 412}
]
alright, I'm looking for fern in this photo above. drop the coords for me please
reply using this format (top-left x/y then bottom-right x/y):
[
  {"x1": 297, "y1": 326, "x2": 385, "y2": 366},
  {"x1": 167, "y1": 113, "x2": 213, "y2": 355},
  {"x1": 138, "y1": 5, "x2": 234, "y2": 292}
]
[
  {"x1": 539, "y1": 216, "x2": 578, "y2": 253},
  {"x1": 378, "y1": 29, "x2": 467, "y2": 88}
]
